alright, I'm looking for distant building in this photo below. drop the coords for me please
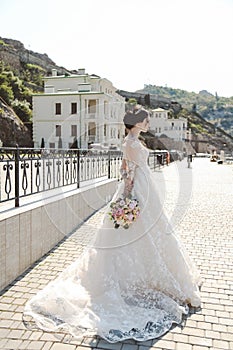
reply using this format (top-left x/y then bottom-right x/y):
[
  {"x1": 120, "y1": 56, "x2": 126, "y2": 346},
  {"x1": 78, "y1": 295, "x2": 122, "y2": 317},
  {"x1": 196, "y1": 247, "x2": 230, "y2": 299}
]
[
  {"x1": 33, "y1": 68, "x2": 125, "y2": 149},
  {"x1": 149, "y1": 108, "x2": 187, "y2": 141}
]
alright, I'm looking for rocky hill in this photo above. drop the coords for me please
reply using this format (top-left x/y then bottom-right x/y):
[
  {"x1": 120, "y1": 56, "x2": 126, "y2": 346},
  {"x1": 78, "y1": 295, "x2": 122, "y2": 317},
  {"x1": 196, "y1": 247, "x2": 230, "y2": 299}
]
[
  {"x1": 0, "y1": 97, "x2": 32, "y2": 147},
  {"x1": 139, "y1": 84, "x2": 233, "y2": 137},
  {"x1": 0, "y1": 37, "x2": 68, "y2": 77},
  {"x1": 118, "y1": 90, "x2": 233, "y2": 153},
  {"x1": 0, "y1": 36, "x2": 71, "y2": 146}
]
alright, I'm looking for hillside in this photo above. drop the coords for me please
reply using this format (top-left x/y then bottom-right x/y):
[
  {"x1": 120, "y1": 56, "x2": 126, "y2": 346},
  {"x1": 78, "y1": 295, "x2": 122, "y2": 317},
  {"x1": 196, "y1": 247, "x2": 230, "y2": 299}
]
[
  {"x1": 138, "y1": 84, "x2": 233, "y2": 137},
  {"x1": 0, "y1": 97, "x2": 32, "y2": 147},
  {"x1": 0, "y1": 36, "x2": 71, "y2": 146},
  {"x1": 0, "y1": 36, "x2": 233, "y2": 152},
  {"x1": 117, "y1": 90, "x2": 233, "y2": 153}
]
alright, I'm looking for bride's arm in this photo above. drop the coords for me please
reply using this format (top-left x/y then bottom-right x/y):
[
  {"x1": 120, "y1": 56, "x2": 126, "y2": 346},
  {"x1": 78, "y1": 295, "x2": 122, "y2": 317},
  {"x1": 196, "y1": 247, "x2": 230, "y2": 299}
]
[
  {"x1": 120, "y1": 158, "x2": 128, "y2": 179},
  {"x1": 122, "y1": 140, "x2": 142, "y2": 196},
  {"x1": 119, "y1": 158, "x2": 134, "y2": 196}
]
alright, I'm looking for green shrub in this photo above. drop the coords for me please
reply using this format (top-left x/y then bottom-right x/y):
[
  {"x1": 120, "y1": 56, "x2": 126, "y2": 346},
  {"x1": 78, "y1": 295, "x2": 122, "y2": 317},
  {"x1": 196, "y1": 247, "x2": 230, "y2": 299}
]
[
  {"x1": 0, "y1": 39, "x2": 9, "y2": 47},
  {"x1": 0, "y1": 84, "x2": 14, "y2": 104},
  {"x1": 11, "y1": 99, "x2": 32, "y2": 123}
]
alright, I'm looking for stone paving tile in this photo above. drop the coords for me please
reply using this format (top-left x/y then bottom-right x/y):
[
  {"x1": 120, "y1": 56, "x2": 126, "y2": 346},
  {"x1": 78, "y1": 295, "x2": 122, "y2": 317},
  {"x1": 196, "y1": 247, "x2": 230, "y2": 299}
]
[
  {"x1": 50, "y1": 344, "x2": 77, "y2": 350},
  {"x1": 0, "y1": 159, "x2": 233, "y2": 350},
  {"x1": 97, "y1": 339, "x2": 122, "y2": 349}
]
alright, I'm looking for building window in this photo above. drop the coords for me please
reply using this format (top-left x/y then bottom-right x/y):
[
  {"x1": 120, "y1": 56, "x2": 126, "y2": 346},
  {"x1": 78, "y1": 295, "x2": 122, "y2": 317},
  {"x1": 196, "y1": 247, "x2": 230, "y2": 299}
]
[
  {"x1": 88, "y1": 100, "x2": 97, "y2": 113},
  {"x1": 71, "y1": 125, "x2": 77, "y2": 137},
  {"x1": 159, "y1": 127, "x2": 161, "y2": 133},
  {"x1": 55, "y1": 103, "x2": 61, "y2": 115},
  {"x1": 104, "y1": 124, "x2": 107, "y2": 137},
  {"x1": 49, "y1": 142, "x2": 55, "y2": 148},
  {"x1": 56, "y1": 125, "x2": 61, "y2": 137},
  {"x1": 171, "y1": 122, "x2": 174, "y2": 129},
  {"x1": 111, "y1": 129, "x2": 116, "y2": 138},
  {"x1": 88, "y1": 122, "x2": 96, "y2": 136},
  {"x1": 71, "y1": 103, "x2": 77, "y2": 114},
  {"x1": 104, "y1": 101, "x2": 108, "y2": 114}
]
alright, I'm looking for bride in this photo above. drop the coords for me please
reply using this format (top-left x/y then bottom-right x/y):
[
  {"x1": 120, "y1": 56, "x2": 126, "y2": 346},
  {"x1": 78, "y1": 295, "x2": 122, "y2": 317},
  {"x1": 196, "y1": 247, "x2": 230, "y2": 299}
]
[{"x1": 24, "y1": 107, "x2": 201, "y2": 343}]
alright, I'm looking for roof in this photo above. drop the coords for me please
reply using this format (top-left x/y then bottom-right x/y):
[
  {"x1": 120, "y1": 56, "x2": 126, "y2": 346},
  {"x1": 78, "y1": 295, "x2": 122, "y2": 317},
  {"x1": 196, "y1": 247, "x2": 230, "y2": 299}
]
[
  {"x1": 151, "y1": 108, "x2": 167, "y2": 112},
  {"x1": 33, "y1": 91, "x2": 104, "y2": 97},
  {"x1": 43, "y1": 74, "x2": 88, "y2": 80}
]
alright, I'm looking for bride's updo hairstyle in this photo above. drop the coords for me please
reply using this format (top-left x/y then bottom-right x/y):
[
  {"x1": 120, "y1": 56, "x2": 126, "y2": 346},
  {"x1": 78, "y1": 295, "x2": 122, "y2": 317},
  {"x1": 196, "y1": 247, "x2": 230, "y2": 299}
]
[{"x1": 123, "y1": 107, "x2": 149, "y2": 130}]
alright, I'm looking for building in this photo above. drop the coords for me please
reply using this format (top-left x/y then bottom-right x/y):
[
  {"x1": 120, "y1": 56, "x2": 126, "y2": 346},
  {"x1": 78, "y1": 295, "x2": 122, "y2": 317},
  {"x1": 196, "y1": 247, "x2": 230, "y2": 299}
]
[
  {"x1": 150, "y1": 108, "x2": 187, "y2": 141},
  {"x1": 33, "y1": 68, "x2": 125, "y2": 149}
]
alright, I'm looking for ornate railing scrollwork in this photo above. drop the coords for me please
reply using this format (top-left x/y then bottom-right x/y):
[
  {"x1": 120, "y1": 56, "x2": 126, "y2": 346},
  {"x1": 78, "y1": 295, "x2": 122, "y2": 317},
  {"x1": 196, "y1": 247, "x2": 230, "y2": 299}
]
[
  {"x1": 56, "y1": 160, "x2": 62, "y2": 185},
  {"x1": 65, "y1": 159, "x2": 70, "y2": 184},
  {"x1": 3, "y1": 163, "x2": 13, "y2": 198},
  {"x1": 46, "y1": 161, "x2": 52, "y2": 189},
  {"x1": 0, "y1": 147, "x2": 123, "y2": 207},
  {"x1": 35, "y1": 160, "x2": 41, "y2": 191},
  {"x1": 21, "y1": 161, "x2": 29, "y2": 193}
]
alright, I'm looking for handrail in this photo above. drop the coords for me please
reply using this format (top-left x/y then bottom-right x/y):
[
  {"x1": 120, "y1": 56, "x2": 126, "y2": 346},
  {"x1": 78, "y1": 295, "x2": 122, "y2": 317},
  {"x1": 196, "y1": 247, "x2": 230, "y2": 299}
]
[
  {"x1": 0, "y1": 147, "x2": 173, "y2": 207},
  {"x1": 0, "y1": 147, "x2": 122, "y2": 207}
]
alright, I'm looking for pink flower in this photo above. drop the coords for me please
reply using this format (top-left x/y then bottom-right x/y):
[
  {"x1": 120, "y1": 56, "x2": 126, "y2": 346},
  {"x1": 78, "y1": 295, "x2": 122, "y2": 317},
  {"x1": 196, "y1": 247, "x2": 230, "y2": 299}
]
[
  {"x1": 116, "y1": 208, "x2": 124, "y2": 216},
  {"x1": 127, "y1": 213, "x2": 134, "y2": 221},
  {"x1": 129, "y1": 202, "x2": 136, "y2": 209}
]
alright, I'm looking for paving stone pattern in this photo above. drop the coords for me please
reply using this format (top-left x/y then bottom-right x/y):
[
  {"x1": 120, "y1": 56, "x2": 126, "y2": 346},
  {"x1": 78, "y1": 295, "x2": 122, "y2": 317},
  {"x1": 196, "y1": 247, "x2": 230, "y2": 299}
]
[{"x1": 0, "y1": 158, "x2": 233, "y2": 350}]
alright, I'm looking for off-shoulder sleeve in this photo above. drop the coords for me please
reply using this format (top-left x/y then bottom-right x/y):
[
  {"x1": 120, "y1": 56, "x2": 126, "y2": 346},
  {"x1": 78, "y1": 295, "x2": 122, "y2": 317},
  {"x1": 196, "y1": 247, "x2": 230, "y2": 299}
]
[{"x1": 122, "y1": 139, "x2": 144, "y2": 181}]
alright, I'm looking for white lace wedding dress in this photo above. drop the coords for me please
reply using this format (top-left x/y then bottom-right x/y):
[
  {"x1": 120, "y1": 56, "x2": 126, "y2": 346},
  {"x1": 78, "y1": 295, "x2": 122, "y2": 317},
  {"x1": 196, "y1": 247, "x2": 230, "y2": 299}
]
[{"x1": 24, "y1": 135, "x2": 201, "y2": 343}]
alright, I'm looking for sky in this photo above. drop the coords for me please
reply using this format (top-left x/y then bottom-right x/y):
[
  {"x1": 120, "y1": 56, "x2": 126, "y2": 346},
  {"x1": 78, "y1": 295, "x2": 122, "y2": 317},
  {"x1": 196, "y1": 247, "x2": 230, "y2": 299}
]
[{"x1": 0, "y1": 0, "x2": 233, "y2": 97}]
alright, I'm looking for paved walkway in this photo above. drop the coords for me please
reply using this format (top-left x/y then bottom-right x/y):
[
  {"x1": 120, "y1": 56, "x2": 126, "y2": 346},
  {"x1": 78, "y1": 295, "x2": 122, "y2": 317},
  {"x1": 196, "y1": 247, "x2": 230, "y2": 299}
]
[{"x1": 0, "y1": 158, "x2": 233, "y2": 350}]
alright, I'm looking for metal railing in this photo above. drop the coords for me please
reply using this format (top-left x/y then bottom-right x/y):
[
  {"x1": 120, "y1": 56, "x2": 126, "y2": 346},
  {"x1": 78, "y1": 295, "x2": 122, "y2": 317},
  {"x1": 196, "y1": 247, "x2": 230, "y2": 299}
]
[
  {"x1": 0, "y1": 147, "x2": 172, "y2": 208},
  {"x1": 0, "y1": 147, "x2": 122, "y2": 208}
]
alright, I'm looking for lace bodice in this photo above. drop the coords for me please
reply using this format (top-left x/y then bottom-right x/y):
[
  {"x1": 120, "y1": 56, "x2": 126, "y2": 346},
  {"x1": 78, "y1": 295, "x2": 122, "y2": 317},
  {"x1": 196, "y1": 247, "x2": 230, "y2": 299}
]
[{"x1": 122, "y1": 136, "x2": 149, "y2": 167}]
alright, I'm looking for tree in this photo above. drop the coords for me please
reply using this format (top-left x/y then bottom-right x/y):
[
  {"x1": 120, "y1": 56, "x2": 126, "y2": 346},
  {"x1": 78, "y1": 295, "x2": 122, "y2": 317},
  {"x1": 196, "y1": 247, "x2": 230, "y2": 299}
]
[
  {"x1": 144, "y1": 94, "x2": 150, "y2": 107},
  {"x1": 41, "y1": 137, "x2": 45, "y2": 148},
  {"x1": 126, "y1": 98, "x2": 137, "y2": 111}
]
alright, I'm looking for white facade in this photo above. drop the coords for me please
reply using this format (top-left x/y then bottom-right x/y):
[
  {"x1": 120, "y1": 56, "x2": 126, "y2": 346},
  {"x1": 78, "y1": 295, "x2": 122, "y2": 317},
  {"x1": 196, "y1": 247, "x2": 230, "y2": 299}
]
[
  {"x1": 33, "y1": 69, "x2": 125, "y2": 149},
  {"x1": 149, "y1": 108, "x2": 187, "y2": 141}
]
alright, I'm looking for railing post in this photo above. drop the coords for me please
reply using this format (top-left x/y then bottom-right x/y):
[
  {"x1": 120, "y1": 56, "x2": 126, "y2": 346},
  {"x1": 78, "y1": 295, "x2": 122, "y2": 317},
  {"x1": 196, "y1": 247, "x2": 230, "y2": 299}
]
[
  {"x1": 77, "y1": 149, "x2": 80, "y2": 188},
  {"x1": 108, "y1": 151, "x2": 111, "y2": 179},
  {"x1": 15, "y1": 146, "x2": 20, "y2": 207},
  {"x1": 154, "y1": 151, "x2": 156, "y2": 171}
]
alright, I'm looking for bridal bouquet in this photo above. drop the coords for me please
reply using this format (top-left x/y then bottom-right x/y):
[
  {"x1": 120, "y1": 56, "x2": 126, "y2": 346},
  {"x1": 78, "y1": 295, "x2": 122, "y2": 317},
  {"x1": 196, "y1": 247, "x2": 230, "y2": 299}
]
[{"x1": 108, "y1": 195, "x2": 140, "y2": 229}]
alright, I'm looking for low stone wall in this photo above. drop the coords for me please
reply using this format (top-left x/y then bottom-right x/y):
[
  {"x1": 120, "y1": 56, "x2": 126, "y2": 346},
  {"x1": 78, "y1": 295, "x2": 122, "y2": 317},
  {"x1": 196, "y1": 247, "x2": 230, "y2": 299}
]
[{"x1": 0, "y1": 179, "x2": 117, "y2": 291}]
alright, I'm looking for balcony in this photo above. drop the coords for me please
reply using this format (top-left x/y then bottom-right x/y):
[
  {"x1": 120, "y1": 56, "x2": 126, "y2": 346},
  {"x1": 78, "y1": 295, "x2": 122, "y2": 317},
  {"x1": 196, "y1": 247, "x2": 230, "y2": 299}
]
[
  {"x1": 86, "y1": 113, "x2": 99, "y2": 119},
  {"x1": 78, "y1": 83, "x2": 91, "y2": 92}
]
